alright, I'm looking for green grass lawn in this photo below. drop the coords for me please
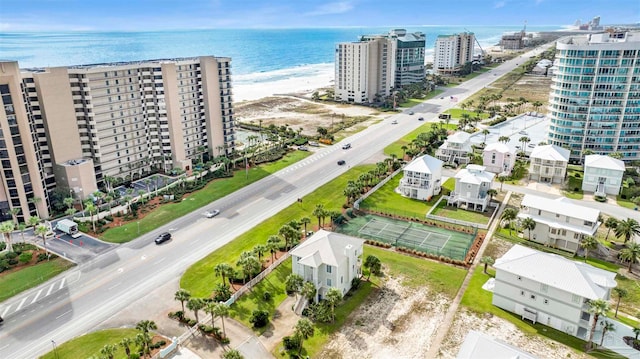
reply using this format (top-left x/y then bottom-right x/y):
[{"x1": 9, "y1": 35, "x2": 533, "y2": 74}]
[
  {"x1": 398, "y1": 90, "x2": 445, "y2": 108},
  {"x1": 461, "y1": 267, "x2": 625, "y2": 359},
  {"x1": 430, "y1": 201, "x2": 492, "y2": 224},
  {"x1": 101, "y1": 151, "x2": 310, "y2": 243},
  {"x1": 230, "y1": 258, "x2": 292, "y2": 332},
  {"x1": 444, "y1": 108, "x2": 491, "y2": 120},
  {"x1": 563, "y1": 169, "x2": 584, "y2": 200},
  {"x1": 181, "y1": 164, "x2": 376, "y2": 298},
  {"x1": 278, "y1": 245, "x2": 466, "y2": 357},
  {"x1": 616, "y1": 196, "x2": 637, "y2": 209},
  {"x1": 40, "y1": 328, "x2": 139, "y2": 359},
  {"x1": 614, "y1": 274, "x2": 640, "y2": 317},
  {"x1": 0, "y1": 258, "x2": 75, "y2": 302},
  {"x1": 359, "y1": 173, "x2": 441, "y2": 218},
  {"x1": 384, "y1": 123, "x2": 457, "y2": 158}
]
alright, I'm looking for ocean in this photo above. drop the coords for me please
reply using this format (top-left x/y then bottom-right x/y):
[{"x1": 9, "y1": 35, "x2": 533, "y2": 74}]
[{"x1": 0, "y1": 25, "x2": 561, "y2": 87}]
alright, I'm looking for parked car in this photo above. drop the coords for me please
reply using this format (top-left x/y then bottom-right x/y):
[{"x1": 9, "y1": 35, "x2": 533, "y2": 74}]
[
  {"x1": 391, "y1": 120, "x2": 398, "y2": 124},
  {"x1": 519, "y1": 131, "x2": 528, "y2": 135},
  {"x1": 298, "y1": 146, "x2": 308, "y2": 151},
  {"x1": 204, "y1": 209, "x2": 220, "y2": 218},
  {"x1": 337, "y1": 160, "x2": 346, "y2": 166},
  {"x1": 408, "y1": 111, "x2": 414, "y2": 115},
  {"x1": 342, "y1": 143, "x2": 351, "y2": 150},
  {"x1": 154, "y1": 232, "x2": 172, "y2": 245},
  {"x1": 418, "y1": 117, "x2": 424, "y2": 121},
  {"x1": 308, "y1": 141, "x2": 319, "y2": 147}
]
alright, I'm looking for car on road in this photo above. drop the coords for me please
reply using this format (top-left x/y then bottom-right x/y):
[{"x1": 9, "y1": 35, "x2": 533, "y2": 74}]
[
  {"x1": 440, "y1": 97, "x2": 444, "y2": 99},
  {"x1": 298, "y1": 146, "x2": 308, "y2": 151},
  {"x1": 528, "y1": 143, "x2": 536, "y2": 148},
  {"x1": 342, "y1": 143, "x2": 351, "y2": 150},
  {"x1": 0, "y1": 315, "x2": 3, "y2": 324},
  {"x1": 337, "y1": 160, "x2": 346, "y2": 166},
  {"x1": 518, "y1": 131, "x2": 528, "y2": 135},
  {"x1": 418, "y1": 117, "x2": 424, "y2": 121},
  {"x1": 391, "y1": 120, "x2": 398, "y2": 124},
  {"x1": 204, "y1": 209, "x2": 220, "y2": 218},
  {"x1": 154, "y1": 232, "x2": 172, "y2": 245},
  {"x1": 408, "y1": 111, "x2": 414, "y2": 115}
]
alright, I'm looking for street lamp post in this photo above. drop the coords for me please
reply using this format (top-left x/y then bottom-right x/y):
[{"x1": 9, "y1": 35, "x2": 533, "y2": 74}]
[
  {"x1": 137, "y1": 221, "x2": 140, "y2": 235},
  {"x1": 51, "y1": 339, "x2": 59, "y2": 359}
]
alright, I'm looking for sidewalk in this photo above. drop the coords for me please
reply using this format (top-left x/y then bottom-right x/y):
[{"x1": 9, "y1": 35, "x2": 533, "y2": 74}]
[{"x1": 259, "y1": 295, "x2": 299, "y2": 352}]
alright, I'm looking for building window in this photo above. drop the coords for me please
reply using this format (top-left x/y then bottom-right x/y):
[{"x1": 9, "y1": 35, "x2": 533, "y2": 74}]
[
  {"x1": 541, "y1": 284, "x2": 548, "y2": 293},
  {"x1": 544, "y1": 299, "x2": 549, "y2": 305},
  {"x1": 520, "y1": 290, "x2": 525, "y2": 296},
  {"x1": 326, "y1": 266, "x2": 332, "y2": 273},
  {"x1": 530, "y1": 294, "x2": 536, "y2": 300},
  {"x1": 327, "y1": 278, "x2": 332, "y2": 286},
  {"x1": 517, "y1": 276, "x2": 522, "y2": 281}
]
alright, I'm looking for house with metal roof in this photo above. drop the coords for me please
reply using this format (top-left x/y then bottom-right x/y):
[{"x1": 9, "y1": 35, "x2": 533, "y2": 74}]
[
  {"x1": 456, "y1": 330, "x2": 539, "y2": 359},
  {"x1": 290, "y1": 230, "x2": 363, "y2": 302},
  {"x1": 517, "y1": 194, "x2": 600, "y2": 253},
  {"x1": 528, "y1": 144, "x2": 570, "y2": 183},
  {"x1": 582, "y1": 155, "x2": 626, "y2": 196},
  {"x1": 482, "y1": 142, "x2": 515, "y2": 175},
  {"x1": 448, "y1": 164, "x2": 495, "y2": 211},
  {"x1": 436, "y1": 131, "x2": 472, "y2": 165},
  {"x1": 398, "y1": 154, "x2": 443, "y2": 201},
  {"x1": 492, "y1": 245, "x2": 616, "y2": 340}
]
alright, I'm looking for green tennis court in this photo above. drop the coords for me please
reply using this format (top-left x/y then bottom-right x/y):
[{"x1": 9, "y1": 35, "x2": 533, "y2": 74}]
[{"x1": 338, "y1": 214, "x2": 475, "y2": 261}]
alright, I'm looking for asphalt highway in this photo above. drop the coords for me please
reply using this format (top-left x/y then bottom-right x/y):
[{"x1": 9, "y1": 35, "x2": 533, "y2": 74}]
[{"x1": 0, "y1": 44, "x2": 554, "y2": 359}]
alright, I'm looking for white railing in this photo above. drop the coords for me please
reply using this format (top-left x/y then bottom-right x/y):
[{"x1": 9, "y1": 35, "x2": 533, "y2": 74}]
[{"x1": 224, "y1": 251, "x2": 291, "y2": 306}]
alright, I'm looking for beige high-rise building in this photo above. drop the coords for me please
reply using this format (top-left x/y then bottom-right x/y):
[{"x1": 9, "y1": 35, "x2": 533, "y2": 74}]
[
  {"x1": 335, "y1": 36, "x2": 397, "y2": 103},
  {"x1": 0, "y1": 56, "x2": 235, "y2": 222},
  {"x1": 434, "y1": 32, "x2": 475, "y2": 75}
]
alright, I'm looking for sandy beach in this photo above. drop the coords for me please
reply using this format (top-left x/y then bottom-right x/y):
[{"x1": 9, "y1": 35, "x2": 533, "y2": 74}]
[{"x1": 233, "y1": 63, "x2": 334, "y2": 102}]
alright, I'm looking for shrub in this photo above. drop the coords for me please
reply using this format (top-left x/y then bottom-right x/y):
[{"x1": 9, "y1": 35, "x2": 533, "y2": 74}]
[
  {"x1": 187, "y1": 319, "x2": 197, "y2": 327},
  {"x1": 18, "y1": 252, "x2": 33, "y2": 264},
  {"x1": 249, "y1": 309, "x2": 270, "y2": 328},
  {"x1": 263, "y1": 291, "x2": 272, "y2": 301},
  {"x1": 351, "y1": 277, "x2": 361, "y2": 290},
  {"x1": 283, "y1": 335, "x2": 301, "y2": 351},
  {"x1": 37, "y1": 253, "x2": 48, "y2": 262},
  {"x1": 0, "y1": 242, "x2": 5, "y2": 251},
  {"x1": 7, "y1": 258, "x2": 18, "y2": 266},
  {"x1": 4, "y1": 251, "x2": 18, "y2": 260},
  {"x1": 129, "y1": 354, "x2": 140, "y2": 359},
  {"x1": 213, "y1": 283, "x2": 232, "y2": 302},
  {"x1": 0, "y1": 259, "x2": 10, "y2": 272}
]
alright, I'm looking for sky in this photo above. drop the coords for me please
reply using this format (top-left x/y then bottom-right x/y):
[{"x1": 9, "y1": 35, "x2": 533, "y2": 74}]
[{"x1": 0, "y1": 0, "x2": 638, "y2": 32}]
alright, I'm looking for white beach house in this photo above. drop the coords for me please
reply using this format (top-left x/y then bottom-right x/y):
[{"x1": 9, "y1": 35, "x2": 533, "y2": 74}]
[
  {"x1": 492, "y1": 245, "x2": 616, "y2": 340},
  {"x1": 399, "y1": 154, "x2": 443, "y2": 201},
  {"x1": 436, "y1": 131, "x2": 472, "y2": 165},
  {"x1": 448, "y1": 164, "x2": 495, "y2": 211},
  {"x1": 457, "y1": 330, "x2": 539, "y2": 359},
  {"x1": 582, "y1": 155, "x2": 626, "y2": 196},
  {"x1": 290, "y1": 230, "x2": 363, "y2": 302},
  {"x1": 517, "y1": 194, "x2": 600, "y2": 253},
  {"x1": 528, "y1": 145, "x2": 570, "y2": 184},
  {"x1": 483, "y1": 142, "x2": 515, "y2": 175}
]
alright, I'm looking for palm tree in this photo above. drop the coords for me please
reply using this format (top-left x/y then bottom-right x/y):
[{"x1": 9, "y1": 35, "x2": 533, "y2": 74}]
[
  {"x1": 481, "y1": 129, "x2": 490, "y2": 144},
  {"x1": 501, "y1": 208, "x2": 518, "y2": 235},
  {"x1": 519, "y1": 136, "x2": 530, "y2": 151},
  {"x1": 17, "y1": 223, "x2": 26, "y2": 244},
  {"x1": 325, "y1": 287, "x2": 343, "y2": 322},
  {"x1": 285, "y1": 274, "x2": 303, "y2": 299},
  {"x1": 236, "y1": 255, "x2": 260, "y2": 283},
  {"x1": 266, "y1": 235, "x2": 282, "y2": 261},
  {"x1": 613, "y1": 288, "x2": 627, "y2": 318},
  {"x1": 614, "y1": 218, "x2": 640, "y2": 243},
  {"x1": 363, "y1": 255, "x2": 381, "y2": 279},
  {"x1": 498, "y1": 136, "x2": 510, "y2": 144},
  {"x1": 313, "y1": 204, "x2": 325, "y2": 229},
  {"x1": 609, "y1": 152, "x2": 623, "y2": 160},
  {"x1": 0, "y1": 221, "x2": 15, "y2": 252},
  {"x1": 301, "y1": 281, "x2": 317, "y2": 302},
  {"x1": 580, "y1": 236, "x2": 599, "y2": 262},
  {"x1": 187, "y1": 298, "x2": 205, "y2": 323},
  {"x1": 599, "y1": 321, "x2": 615, "y2": 347},
  {"x1": 278, "y1": 224, "x2": 299, "y2": 251},
  {"x1": 84, "y1": 201, "x2": 97, "y2": 233},
  {"x1": 300, "y1": 217, "x2": 311, "y2": 236},
  {"x1": 633, "y1": 327, "x2": 640, "y2": 340},
  {"x1": 119, "y1": 337, "x2": 133, "y2": 359},
  {"x1": 214, "y1": 262, "x2": 234, "y2": 286},
  {"x1": 619, "y1": 242, "x2": 640, "y2": 273},
  {"x1": 521, "y1": 217, "x2": 536, "y2": 240},
  {"x1": 213, "y1": 303, "x2": 230, "y2": 339},
  {"x1": 222, "y1": 349, "x2": 244, "y2": 359},
  {"x1": 294, "y1": 318, "x2": 315, "y2": 355},
  {"x1": 100, "y1": 344, "x2": 118, "y2": 359},
  {"x1": 480, "y1": 256, "x2": 495, "y2": 274},
  {"x1": 35, "y1": 223, "x2": 49, "y2": 256},
  {"x1": 604, "y1": 217, "x2": 618, "y2": 241},
  {"x1": 28, "y1": 216, "x2": 40, "y2": 231},
  {"x1": 174, "y1": 289, "x2": 191, "y2": 313},
  {"x1": 29, "y1": 197, "x2": 42, "y2": 218},
  {"x1": 253, "y1": 244, "x2": 267, "y2": 264},
  {"x1": 8, "y1": 208, "x2": 20, "y2": 226},
  {"x1": 487, "y1": 189, "x2": 498, "y2": 202},
  {"x1": 135, "y1": 320, "x2": 157, "y2": 358},
  {"x1": 204, "y1": 301, "x2": 217, "y2": 325},
  {"x1": 586, "y1": 299, "x2": 610, "y2": 351}
]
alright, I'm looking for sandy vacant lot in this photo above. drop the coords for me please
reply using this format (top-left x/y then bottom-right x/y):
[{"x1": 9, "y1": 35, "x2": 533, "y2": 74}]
[
  {"x1": 234, "y1": 96, "x2": 388, "y2": 136},
  {"x1": 319, "y1": 273, "x2": 450, "y2": 359}
]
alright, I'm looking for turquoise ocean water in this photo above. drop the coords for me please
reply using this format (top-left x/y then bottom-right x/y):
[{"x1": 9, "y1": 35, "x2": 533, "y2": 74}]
[{"x1": 0, "y1": 26, "x2": 561, "y2": 85}]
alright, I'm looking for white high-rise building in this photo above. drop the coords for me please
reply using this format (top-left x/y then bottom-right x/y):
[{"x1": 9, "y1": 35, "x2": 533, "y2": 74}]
[
  {"x1": 434, "y1": 32, "x2": 475, "y2": 74},
  {"x1": 547, "y1": 32, "x2": 640, "y2": 161},
  {"x1": 334, "y1": 36, "x2": 396, "y2": 103}
]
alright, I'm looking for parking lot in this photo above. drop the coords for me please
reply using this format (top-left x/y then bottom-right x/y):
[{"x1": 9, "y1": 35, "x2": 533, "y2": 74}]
[
  {"x1": 114, "y1": 174, "x2": 178, "y2": 197},
  {"x1": 470, "y1": 114, "x2": 549, "y2": 155}
]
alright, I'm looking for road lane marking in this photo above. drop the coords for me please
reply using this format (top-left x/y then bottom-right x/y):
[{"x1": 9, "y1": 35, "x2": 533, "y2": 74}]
[
  {"x1": 153, "y1": 257, "x2": 166, "y2": 265},
  {"x1": 59, "y1": 277, "x2": 66, "y2": 290},
  {"x1": 0, "y1": 344, "x2": 9, "y2": 351},
  {"x1": 31, "y1": 289, "x2": 43, "y2": 304},
  {"x1": 56, "y1": 310, "x2": 72, "y2": 319},
  {"x1": 117, "y1": 268, "x2": 123, "y2": 273},
  {"x1": 1, "y1": 305, "x2": 10, "y2": 317},
  {"x1": 141, "y1": 255, "x2": 147, "y2": 260},
  {"x1": 15, "y1": 297, "x2": 27, "y2": 312},
  {"x1": 108, "y1": 283, "x2": 120, "y2": 290},
  {"x1": 46, "y1": 283, "x2": 55, "y2": 296}
]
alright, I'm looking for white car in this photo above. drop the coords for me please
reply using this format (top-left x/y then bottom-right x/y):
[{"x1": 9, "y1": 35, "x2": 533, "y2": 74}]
[
  {"x1": 391, "y1": 120, "x2": 398, "y2": 124},
  {"x1": 204, "y1": 209, "x2": 220, "y2": 218},
  {"x1": 342, "y1": 143, "x2": 351, "y2": 150}
]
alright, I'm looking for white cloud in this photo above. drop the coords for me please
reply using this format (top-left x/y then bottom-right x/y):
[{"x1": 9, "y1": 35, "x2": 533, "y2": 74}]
[
  {"x1": 494, "y1": 1, "x2": 507, "y2": 8},
  {"x1": 305, "y1": 1, "x2": 354, "y2": 16}
]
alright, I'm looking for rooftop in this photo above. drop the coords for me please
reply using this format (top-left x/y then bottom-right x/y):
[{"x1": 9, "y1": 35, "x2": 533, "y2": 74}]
[
  {"x1": 584, "y1": 155, "x2": 625, "y2": 171},
  {"x1": 404, "y1": 154, "x2": 443, "y2": 174},
  {"x1": 483, "y1": 142, "x2": 513, "y2": 154},
  {"x1": 530, "y1": 144, "x2": 570, "y2": 162},
  {"x1": 455, "y1": 165, "x2": 495, "y2": 184},
  {"x1": 291, "y1": 230, "x2": 364, "y2": 268},
  {"x1": 457, "y1": 330, "x2": 539, "y2": 359},
  {"x1": 521, "y1": 194, "x2": 600, "y2": 222},
  {"x1": 494, "y1": 245, "x2": 616, "y2": 300}
]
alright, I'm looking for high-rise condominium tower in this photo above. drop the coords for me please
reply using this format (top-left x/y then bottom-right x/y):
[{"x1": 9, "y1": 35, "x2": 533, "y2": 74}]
[
  {"x1": 547, "y1": 32, "x2": 640, "y2": 161},
  {"x1": 434, "y1": 32, "x2": 475, "y2": 75}
]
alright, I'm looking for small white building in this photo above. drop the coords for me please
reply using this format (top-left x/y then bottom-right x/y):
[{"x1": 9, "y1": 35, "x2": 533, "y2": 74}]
[
  {"x1": 448, "y1": 164, "x2": 495, "y2": 211},
  {"x1": 399, "y1": 154, "x2": 443, "y2": 201},
  {"x1": 582, "y1": 155, "x2": 625, "y2": 196},
  {"x1": 436, "y1": 131, "x2": 472, "y2": 165},
  {"x1": 517, "y1": 194, "x2": 600, "y2": 253},
  {"x1": 529, "y1": 145, "x2": 570, "y2": 184},
  {"x1": 290, "y1": 230, "x2": 364, "y2": 302},
  {"x1": 493, "y1": 245, "x2": 616, "y2": 340},
  {"x1": 457, "y1": 330, "x2": 539, "y2": 359},
  {"x1": 483, "y1": 143, "x2": 515, "y2": 175}
]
